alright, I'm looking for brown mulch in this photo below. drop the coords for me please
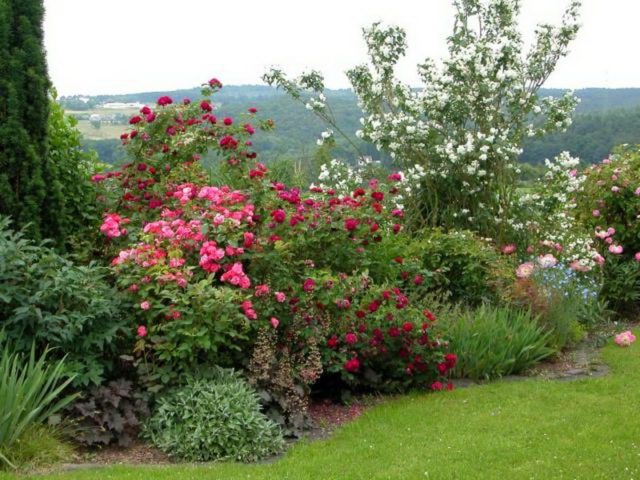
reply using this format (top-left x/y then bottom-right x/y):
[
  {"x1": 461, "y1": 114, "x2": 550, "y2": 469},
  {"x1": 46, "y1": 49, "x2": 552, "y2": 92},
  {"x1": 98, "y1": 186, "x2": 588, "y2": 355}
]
[
  {"x1": 77, "y1": 441, "x2": 171, "y2": 466},
  {"x1": 308, "y1": 399, "x2": 368, "y2": 429}
]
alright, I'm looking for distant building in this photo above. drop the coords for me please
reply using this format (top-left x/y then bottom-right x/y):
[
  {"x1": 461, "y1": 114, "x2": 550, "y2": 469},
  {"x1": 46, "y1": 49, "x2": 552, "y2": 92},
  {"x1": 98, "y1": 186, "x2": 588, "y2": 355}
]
[{"x1": 102, "y1": 102, "x2": 143, "y2": 109}]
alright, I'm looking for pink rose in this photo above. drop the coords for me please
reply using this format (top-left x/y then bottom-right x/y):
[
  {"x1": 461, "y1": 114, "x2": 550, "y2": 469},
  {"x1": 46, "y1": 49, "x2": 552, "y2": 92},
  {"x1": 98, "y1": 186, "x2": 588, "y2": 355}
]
[
  {"x1": 516, "y1": 262, "x2": 535, "y2": 279},
  {"x1": 275, "y1": 291, "x2": 286, "y2": 303},
  {"x1": 614, "y1": 331, "x2": 636, "y2": 347},
  {"x1": 137, "y1": 325, "x2": 147, "y2": 337},
  {"x1": 140, "y1": 301, "x2": 150, "y2": 310},
  {"x1": 609, "y1": 244, "x2": 624, "y2": 255},
  {"x1": 592, "y1": 210, "x2": 600, "y2": 217},
  {"x1": 270, "y1": 317, "x2": 280, "y2": 329},
  {"x1": 635, "y1": 252, "x2": 640, "y2": 262}
]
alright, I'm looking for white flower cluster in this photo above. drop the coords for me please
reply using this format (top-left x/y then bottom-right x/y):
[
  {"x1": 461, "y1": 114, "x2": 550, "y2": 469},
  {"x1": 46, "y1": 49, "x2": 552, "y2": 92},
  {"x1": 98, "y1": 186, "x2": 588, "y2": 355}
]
[{"x1": 514, "y1": 151, "x2": 596, "y2": 268}]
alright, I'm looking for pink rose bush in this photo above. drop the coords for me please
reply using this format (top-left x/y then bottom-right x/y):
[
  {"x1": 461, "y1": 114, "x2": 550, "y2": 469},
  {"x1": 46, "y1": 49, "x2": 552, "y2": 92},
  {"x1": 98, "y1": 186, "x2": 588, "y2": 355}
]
[
  {"x1": 94, "y1": 79, "x2": 454, "y2": 410},
  {"x1": 577, "y1": 146, "x2": 640, "y2": 312}
]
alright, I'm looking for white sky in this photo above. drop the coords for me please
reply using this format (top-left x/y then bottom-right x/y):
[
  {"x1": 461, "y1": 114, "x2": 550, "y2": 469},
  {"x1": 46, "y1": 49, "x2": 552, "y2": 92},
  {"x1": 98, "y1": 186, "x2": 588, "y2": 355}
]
[{"x1": 43, "y1": 0, "x2": 639, "y2": 96}]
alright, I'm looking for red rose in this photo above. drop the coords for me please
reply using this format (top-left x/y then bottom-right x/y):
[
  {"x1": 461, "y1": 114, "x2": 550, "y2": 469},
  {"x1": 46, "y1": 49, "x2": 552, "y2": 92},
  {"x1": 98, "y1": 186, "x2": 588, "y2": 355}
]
[
  {"x1": 271, "y1": 209, "x2": 286, "y2": 223},
  {"x1": 393, "y1": 224, "x2": 401, "y2": 234},
  {"x1": 371, "y1": 191, "x2": 384, "y2": 201},
  {"x1": 200, "y1": 101, "x2": 213, "y2": 112},
  {"x1": 446, "y1": 382, "x2": 454, "y2": 391},
  {"x1": 157, "y1": 96, "x2": 173, "y2": 106},
  {"x1": 248, "y1": 107, "x2": 258, "y2": 114},
  {"x1": 353, "y1": 188, "x2": 366, "y2": 197},
  {"x1": 129, "y1": 115, "x2": 142, "y2": 125},
  {"x1": 444, "y1": 353, "x2": 457, "y2": 369},
  {"x1": 431, "y1": 381, "x2": 443, "y2": 391},
  {"x1": 223, "y1": 117, "x2": 233, "y2": 126},
  {"x1": 437, "y1": 362, "x2": 448, "y2": 374},
  {"x1": 327, "y1": 335, "x2": 338, "y2": 348},
  {"x1": 355, "y1": 310, "x2": 366, "y2": 319},
  {"x1": 413, "y1": 274, "x2": 424, "y2": 285},
  {"x1": 208, "y1": 78, "x2": 222, "y2": 88},
  {"x1": 303, "y1": 278, "x2": 316, "y2": 292},
  {"x1": 423, "y1": 310, "x2": 436, "y2": 322},
  {"x1": 344, "y1": 357, "x2": 360, "y2": 373},
  {"x1": 345, "y1": 332, "x2": 357, "y2": 345},
  {"x1": 402, "y1": 322, "x2": 413, "y2": 332},
  {"x1": 344, "y1": 218, "x2": 359, "y2": 231},
  {"x1": 388, "y1": 327, "x2": 400, "y2": 337}
]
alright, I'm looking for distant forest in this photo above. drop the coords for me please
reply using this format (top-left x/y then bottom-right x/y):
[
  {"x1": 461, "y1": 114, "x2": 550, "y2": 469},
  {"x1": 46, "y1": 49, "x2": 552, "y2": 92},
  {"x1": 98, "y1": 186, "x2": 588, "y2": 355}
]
[{"x1": 62, "y1": 86, "x2": 640, "y2": 167}]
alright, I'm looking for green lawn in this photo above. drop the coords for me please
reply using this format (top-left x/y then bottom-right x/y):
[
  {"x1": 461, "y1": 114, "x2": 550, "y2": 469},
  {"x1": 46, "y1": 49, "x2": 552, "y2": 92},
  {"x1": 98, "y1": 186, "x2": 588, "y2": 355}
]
[{"x1": 7, "y1": 332, "x2": 640, "y2": 480}]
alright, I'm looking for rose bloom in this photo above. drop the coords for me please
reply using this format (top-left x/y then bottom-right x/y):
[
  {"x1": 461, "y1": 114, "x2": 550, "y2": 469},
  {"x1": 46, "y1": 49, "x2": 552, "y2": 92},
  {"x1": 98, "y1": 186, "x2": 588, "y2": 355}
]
[
  {"x1": 614, "y1": 330, "x2": 636, "y2": 347},
  {"x1": 274, "y1": 291, "x2": 286, "y2": 302},
  {"x1": 140, "y1": 301, "x2": 150, "y2": 310},
  {"x1": 344, "y1": 357, "x2": 360, "y2": 373},
  {"x1": 501, "y1": 244, "x2": 517, "y2": 255},
  {"x1": 592, "y1": 210, "x2": 600, "y2": 217},
  {"x1": 270, "y1": 317, "x2": 280, "y2": 329},
  {"x1": 345, "y1": 332, "x2": 357, "y2": 345},
  {"x1": 137, "y1": 325, "x2": 147, "y2": 338},
  {"x1": 303, "y1": 278, "x2": 316, "y2": 292},
  {"x1": 537, "y1": 254, "x2": 557, "y2": 268},
  {"x1": 609, "y1": 244, "x2": 624, "y2": 255},
  {"x1": 516, "y1": 262, "x2": 535, "y2": 279},
  {"x1": 635, "y1": 252, "x2": 640, "y2": 262}
]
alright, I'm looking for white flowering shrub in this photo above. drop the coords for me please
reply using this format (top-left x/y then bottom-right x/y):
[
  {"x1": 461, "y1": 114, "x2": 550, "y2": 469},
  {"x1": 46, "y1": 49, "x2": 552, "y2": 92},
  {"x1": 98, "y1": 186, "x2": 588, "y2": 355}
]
[
  {"x1": 265, "y1": 0, "x2": 581, "y2": 236},
  {"x1": 513, "y1": 152, "x2": 598, "y2": 271}
]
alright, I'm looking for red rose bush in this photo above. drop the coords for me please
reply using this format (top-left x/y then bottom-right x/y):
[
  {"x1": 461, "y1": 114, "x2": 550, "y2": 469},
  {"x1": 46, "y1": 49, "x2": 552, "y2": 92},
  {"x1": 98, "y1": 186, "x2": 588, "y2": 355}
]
[{"x1": 94, "y1": 79, "x2": 455, "y2": 424}]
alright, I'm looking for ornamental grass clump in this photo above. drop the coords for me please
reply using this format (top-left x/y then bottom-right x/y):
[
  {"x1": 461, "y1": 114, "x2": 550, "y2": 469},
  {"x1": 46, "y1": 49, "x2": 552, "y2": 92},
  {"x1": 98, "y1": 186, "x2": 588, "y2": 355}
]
[
  {"x1": 0, "y1": 345, "x2": 76, "y2": 469},
  {"x1": 441, "y1": 305, "x2": 553, "y2": 380},
  {"x1": 144, "y1": 370, "x2": 284, "y2": 462}
]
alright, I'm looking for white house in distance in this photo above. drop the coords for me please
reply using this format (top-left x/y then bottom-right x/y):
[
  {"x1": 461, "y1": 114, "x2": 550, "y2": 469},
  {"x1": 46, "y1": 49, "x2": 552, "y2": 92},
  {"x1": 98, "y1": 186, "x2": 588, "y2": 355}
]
[{"x1": 101, "y1": 102, "x2": 144, "y2": 109}]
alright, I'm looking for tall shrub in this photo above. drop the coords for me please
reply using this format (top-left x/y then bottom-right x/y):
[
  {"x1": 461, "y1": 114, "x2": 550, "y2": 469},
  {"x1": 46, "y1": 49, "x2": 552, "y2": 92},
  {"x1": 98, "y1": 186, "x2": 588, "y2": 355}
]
[{"x1": 265, "y1": 0, "x2": 581, "y2": 238}]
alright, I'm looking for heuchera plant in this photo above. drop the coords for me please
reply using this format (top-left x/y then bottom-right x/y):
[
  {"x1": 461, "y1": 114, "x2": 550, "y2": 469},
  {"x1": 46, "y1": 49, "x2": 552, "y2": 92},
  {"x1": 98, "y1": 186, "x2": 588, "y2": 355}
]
[{"x1": 93, "y1": 79, "x2": 455, "y2": 407}]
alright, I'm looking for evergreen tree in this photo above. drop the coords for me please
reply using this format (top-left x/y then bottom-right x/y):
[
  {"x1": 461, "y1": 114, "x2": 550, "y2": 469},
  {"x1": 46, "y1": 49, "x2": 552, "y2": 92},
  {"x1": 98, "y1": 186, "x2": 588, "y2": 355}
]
[{"x1": 0, "y1": 0, "x2": 65, "y2": 243}]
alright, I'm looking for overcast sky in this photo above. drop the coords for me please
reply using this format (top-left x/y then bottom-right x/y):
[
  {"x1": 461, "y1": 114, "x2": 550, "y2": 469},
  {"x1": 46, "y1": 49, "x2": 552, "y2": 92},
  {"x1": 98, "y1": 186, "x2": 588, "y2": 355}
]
[{"x1": 43, "y1": 0, "x2": 638, "y2": 96}]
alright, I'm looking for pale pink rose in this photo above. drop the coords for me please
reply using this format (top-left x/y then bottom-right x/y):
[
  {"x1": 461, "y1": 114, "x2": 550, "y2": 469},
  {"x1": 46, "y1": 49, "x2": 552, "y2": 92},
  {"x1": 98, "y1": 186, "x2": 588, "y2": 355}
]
[
  {"x1": 607, "y1": 227, "x2": 616, "y2": 236},
  {"x1": 592, "y1": 210, "x2": 600, "y2": 217},
  {"x1": 593, "y1": 253, "x2": 606, "y2": 266},
  {"x1": 140, "y1": 301, "x2": 150, "y2": 310},
  {"x1": 611, "y1": 175, "x2": 618, "y2": 181},
  {"x1": 635, "y1": 252, "x2": 640, "y2": 262},
  {"x1": 635, "y1": 187, "x2": 640, "y2": 196},
  {"x1": 605, "y1": 237, "x2": 613, "y2": 244},
  {"x1": 608, "y1": 244, "x2": 624, "y2": 255},
  {"x1": 501, "y1": 244, "x2": 517, "y2": 255},
  {"x1": 602, "y1": 158, "x2": 611, "y2": 164},
  {"x1": 516, "y1": 262, "x2": 535, "y2": 279},
  {"x1": 274, "y1": 291, "x2": 286, "y2": 303},
  {"x1": 270, "y1": 317, "x2": 280, "y2": 329},
  {"x1": 538, "y1": 254, "x2": 557, "y2": 268},
  {"x1": 611, "y1": 186, "x2": 620, "y2": 193},
  {"x1": 615, "y1": 331, "x2": 636, "y2": 347},
  {"x1": 568, "y1": 169, "x2": 577, "y2": 177}
]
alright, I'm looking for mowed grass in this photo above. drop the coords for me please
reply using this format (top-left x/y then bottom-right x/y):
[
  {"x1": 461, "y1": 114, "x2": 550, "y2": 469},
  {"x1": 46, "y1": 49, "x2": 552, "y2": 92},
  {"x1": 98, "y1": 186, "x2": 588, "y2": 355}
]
[{"x1": 6, "y1": 333, "x2": 640, "y2": 480}]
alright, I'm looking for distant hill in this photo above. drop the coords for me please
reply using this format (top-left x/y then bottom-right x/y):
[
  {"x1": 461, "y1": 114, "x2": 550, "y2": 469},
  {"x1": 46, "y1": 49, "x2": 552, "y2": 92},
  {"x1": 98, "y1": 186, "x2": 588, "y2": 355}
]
[{"x1": 60, "y1": 85, "x2": 640, "y2": 166}]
